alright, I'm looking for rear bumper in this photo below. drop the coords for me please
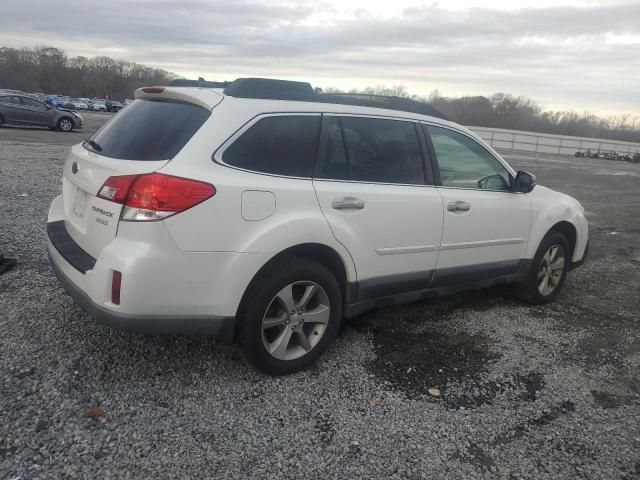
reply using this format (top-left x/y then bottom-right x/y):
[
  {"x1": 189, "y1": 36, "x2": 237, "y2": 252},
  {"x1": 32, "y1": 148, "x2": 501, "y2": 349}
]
[
  {"x1": 46, "y1": 196, "x2": 243, "y2": 341},
  {"x1": 48, "y1": 248, "x2": 235, "y2": 340}
]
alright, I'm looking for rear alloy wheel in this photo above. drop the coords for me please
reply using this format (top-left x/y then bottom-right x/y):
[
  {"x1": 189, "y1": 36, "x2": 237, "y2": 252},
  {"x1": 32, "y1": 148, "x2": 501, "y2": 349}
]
[
  {"x1": 518, "y1": 231, "x2": 570, "y2": 304},
  {"x1": 261, "y1": 281, "x2": 331, "y2": 361},
  {"x1": 57, "y1": 118, "x2": 73, "y2": 132},
  {"x1": 240, "y1": 257, "x2": 342, "y2": 375}
]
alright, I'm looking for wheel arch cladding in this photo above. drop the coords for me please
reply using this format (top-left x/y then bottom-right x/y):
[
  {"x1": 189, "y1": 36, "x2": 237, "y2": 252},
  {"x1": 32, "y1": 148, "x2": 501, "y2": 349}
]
[
  {"x1": 549, "y1": 221, "x2": 577, "y2": 259},
  {"x1": 239, "y1": 243, "x2": 351, "y2": 316}
]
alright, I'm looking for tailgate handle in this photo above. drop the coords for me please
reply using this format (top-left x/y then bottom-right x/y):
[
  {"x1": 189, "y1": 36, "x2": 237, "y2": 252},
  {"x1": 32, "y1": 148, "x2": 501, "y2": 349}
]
[{"x1": 332, "y1": 197, "x2": 365, "y2": 210}]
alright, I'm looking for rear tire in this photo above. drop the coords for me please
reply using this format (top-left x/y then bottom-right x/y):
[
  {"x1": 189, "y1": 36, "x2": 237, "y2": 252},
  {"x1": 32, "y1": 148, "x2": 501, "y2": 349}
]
[
  {"x1": 517, "y1": 231, "x2": 570, "y2": 304},
  {"x1": 57, "y1": 117, "x2": 74, "y2": 132},
  {"x1": 238, "y1": 257, "x2": 342, "y2": 376}
]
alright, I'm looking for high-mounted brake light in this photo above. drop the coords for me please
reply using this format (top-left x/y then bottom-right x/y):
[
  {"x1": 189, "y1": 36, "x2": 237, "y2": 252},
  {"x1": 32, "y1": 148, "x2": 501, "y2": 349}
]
[
  {"x1": 97, "y1": 173, "x2": 216, "y2": 221},
  {"x1": 141, "y1": 87, "x2": 165, "y2": 94}
]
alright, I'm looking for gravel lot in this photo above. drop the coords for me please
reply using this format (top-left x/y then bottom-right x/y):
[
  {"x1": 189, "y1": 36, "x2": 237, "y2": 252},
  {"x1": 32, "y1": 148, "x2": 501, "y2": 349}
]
[{"x1": 1, "y1": 113, "x2": 639, "y2": 479}]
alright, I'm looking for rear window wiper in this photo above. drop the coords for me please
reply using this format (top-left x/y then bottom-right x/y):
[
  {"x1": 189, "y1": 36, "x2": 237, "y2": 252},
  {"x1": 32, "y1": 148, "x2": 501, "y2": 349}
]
[{"x1": 85, "y1": 139, "x2": 103, "y2": 152}]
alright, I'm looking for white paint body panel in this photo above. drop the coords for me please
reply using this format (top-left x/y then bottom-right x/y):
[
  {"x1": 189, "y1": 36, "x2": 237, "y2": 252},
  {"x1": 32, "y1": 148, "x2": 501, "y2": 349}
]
[
  {"x1": 313, "y1": 180, "x2": 443, "y2": 279},
  {"x1": 436, "y1": 188, "x2": 531, "y2": 269}
]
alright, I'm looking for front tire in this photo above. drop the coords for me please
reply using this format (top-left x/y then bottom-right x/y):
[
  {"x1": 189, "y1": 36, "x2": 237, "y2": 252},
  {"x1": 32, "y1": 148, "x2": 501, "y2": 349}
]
[
  {"x1": 57, "y1": 117, "x2": 74, "y2": 132},
  {"x1": 239, "y1": 257, "x2": 342, "y2": 376},
  {"x1": 518, "y1": 232, "x2": 570, "y2": 304}
]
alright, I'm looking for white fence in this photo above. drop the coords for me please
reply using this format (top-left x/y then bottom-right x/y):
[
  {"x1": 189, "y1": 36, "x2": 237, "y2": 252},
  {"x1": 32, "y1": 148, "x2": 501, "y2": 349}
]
[{"x1": 468, "y1": 126, "x2": 640, "y2": 157}]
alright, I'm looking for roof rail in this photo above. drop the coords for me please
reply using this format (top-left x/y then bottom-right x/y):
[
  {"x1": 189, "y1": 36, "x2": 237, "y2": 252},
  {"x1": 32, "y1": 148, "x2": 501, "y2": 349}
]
[
  {"x1": 224, "y1": 78, "x2": 315, "y2": 98},
  {"x1": 222, "y1": 77, "x2": 447, "y2": 120},
  {"x1": 168, "y1": 78, "x2": 230, "y2": 88}
]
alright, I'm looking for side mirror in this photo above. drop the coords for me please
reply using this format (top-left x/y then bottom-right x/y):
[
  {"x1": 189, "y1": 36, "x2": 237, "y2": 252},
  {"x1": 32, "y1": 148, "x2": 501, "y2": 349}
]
[{"x1": 514, "y1": 171, "x2": 536, "y2": 193}]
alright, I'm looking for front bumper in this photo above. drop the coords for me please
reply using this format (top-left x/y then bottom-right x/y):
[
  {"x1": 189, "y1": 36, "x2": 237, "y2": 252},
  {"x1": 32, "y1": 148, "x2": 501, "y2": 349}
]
[{"x1": 570, "y1": 240, "x2": 590, "y2": 271}]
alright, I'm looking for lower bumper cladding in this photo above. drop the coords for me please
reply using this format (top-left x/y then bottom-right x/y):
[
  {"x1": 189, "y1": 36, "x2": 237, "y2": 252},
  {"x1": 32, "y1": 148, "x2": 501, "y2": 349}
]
[{"x1": 48, "y1": 246, "x2": 236, "y2": 342}]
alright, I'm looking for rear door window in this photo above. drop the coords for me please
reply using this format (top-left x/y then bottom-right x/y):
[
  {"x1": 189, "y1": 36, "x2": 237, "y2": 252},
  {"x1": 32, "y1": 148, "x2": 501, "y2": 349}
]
[
  {"x1": 222, "y1": 115, "x2": 321, "y2": 178},
  {"x1": 85, "y1": 99, "x2": 210, "y2": 160},
  {"x1": 316, "y1": 116, "x2": 426, "y2": 185}
]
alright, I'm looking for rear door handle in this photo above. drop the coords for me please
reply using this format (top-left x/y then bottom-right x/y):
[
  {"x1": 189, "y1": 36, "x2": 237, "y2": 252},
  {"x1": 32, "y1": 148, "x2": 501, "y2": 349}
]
[
  {"x1": 332, "y1": 197, "x2": 365, "y2": 210},
  {"x1": 447, "y1": 201, "x2": 471, "y2": 212}
]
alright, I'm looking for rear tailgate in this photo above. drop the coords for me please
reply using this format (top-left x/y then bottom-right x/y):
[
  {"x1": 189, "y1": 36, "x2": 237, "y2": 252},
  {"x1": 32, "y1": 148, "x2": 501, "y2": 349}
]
[
  {"x1": 62, "y1": 146, "x2": 167, "y2": 258},
  {"x1": 60, "y1": 89, "x2": 220, "y2": 260}
]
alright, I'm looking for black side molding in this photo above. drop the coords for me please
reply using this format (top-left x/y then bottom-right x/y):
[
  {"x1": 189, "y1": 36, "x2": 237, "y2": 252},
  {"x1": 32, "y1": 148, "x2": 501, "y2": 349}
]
[
  {"x1": 47, "y1": 221, "x2": 96, "y2": 273},
  {"x1": 344, "y1": 259, "x2": 532, "y2": 318}
]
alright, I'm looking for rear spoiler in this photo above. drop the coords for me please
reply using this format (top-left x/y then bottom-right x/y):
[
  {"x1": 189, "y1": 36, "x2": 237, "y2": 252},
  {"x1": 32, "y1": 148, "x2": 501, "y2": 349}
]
[{"x1": 134, "y1": 86, "x2": 223, "y2": 110}]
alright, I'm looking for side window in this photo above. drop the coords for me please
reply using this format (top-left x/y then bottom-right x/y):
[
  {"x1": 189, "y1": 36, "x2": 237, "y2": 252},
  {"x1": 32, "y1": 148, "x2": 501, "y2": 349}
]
[
  {"x1": 223, "y1": 115, "x2": 321, "y2": 178},
  {"x1": 427, "y1": 125, "x2": 511, "y2": 191},
  {"x1": 0, "y1": 96, "x2": 19, "y2": 105},
  {"x1": 317, "y1": 116, "x2": 425, "y2": 185},
  {"x1": 315, "y1": 117, "x2": 349, "y2": 180},
  {"x1": 21, "y1": 97, "x2": 46, "y2": 108}
]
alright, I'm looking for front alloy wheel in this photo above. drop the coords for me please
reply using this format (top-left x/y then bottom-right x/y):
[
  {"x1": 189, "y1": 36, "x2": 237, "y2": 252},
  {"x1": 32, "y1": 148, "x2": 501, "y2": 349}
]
[
  {"x1": 517, "y1": 231, "x2": 570, "y2": 304},
  {"x1": 58, "y1": 118, "x2": 73, "y2": 132},
  {"x1": 262, "y1": 281, "x2": 331, "y2": 361},
  {"x1": 537, "y1": 244, "x2": 565, "y2": 296}
]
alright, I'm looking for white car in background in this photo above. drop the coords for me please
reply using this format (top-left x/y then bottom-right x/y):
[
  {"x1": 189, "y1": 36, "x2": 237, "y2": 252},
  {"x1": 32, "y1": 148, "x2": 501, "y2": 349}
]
[
  {"x1": 67, "y1": 98, "x2": 88, "y2": 110},
  {"x1": 47, "y1": 78, "x2": 589, "y2": 375},
  {"x1": 88, "y1": 100, "x2": 107, "y2": 111}
]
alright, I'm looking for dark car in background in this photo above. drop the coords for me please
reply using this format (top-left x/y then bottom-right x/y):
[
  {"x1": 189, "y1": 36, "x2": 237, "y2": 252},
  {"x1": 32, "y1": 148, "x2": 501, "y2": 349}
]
[
  {"x1": 0, "y1": 94, "x2": 83, "y2": 131},
  {"x1": 105, "y1": 100, "x2": 123, "y2": 112}
]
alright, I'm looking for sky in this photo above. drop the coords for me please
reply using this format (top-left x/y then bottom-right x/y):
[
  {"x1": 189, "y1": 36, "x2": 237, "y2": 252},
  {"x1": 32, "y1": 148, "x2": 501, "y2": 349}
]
[{"x1": 1, "y1": 0, "x2": 639, "y2": 116}]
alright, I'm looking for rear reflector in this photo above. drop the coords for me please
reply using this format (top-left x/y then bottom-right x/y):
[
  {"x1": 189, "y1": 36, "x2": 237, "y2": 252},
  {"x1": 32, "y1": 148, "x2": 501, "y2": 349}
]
[
  {"x1": 97, "y1": 173, "x2": 216, "y2": 221},
  {"x1": 112, "y1": 271, "x2": 122, "y2": 305},
  {"x1": 141, "y1": 86, "x2": 165, "y2": 94}
]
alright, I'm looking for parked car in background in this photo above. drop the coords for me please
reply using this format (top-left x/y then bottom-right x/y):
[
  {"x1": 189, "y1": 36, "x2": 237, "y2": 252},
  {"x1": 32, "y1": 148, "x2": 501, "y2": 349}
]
[
  {"x1": 46, "y1": 78, "x2": 589, "y2": 375},
  {"x1": 88, "y1": 100, "x2": 107, "y2": 111},
  {"x1": 45, "y1": 96, "x2": 67, "y2": 108},
  {"x1": 0, "y1": 93, "x2": 83, "y2": 131},
  {"x1": 105, "y1": 100, "x2": 123, "y2": 112},
  {"x1": 67, "y1": 98, "x2": 88, "y2": 110}
]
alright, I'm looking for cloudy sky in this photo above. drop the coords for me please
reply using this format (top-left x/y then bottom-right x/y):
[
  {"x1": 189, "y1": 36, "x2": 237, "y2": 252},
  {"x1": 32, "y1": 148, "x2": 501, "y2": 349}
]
[{"x1": 1, "y1": 0, "x2": 639, "y2": 115}]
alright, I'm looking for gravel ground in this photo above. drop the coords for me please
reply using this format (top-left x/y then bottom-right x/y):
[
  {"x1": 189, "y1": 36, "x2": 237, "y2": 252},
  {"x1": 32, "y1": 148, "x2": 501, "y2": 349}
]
[{"x1": 1, "y1": 115, "x2": 639, "y2": 479}]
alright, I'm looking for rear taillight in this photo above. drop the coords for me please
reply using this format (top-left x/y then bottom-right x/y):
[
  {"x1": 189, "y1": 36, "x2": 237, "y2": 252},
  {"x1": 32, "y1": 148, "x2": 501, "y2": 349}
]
[
  {"x1": 97, "y1": 173, "x2": 216, "y2": 221},
  {"x1": 98, "y1": 175, "x2": 138, "y2": 203}
]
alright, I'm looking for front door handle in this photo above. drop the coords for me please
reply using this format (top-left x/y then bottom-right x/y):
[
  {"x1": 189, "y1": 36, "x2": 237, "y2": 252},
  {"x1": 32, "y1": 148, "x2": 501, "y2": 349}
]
[
  {"x1": 447, "y1": 201, "x2": 471, "y2": 212},
  {"x1": 332, "y1": 197, "x2": 365, "y2": 210}
]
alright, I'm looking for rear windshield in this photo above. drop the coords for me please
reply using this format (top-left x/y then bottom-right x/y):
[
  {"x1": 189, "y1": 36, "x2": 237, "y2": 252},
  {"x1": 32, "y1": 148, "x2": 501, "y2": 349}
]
[{"x1": 84, "y1": 99, "x2": 210, "y2": 160}]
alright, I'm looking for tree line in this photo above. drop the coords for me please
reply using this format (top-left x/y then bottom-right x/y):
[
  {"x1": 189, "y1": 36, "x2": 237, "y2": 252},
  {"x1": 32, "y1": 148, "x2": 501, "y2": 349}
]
[
  {"x1": 2, "y1": 46, "x2": 638, "y2": 143},
  {"x1": 326, "y1": 85, "x2": 640, "y2": 144},
  {"x1": 0, "y1": 46, "x2": 175, "y2": 101}
]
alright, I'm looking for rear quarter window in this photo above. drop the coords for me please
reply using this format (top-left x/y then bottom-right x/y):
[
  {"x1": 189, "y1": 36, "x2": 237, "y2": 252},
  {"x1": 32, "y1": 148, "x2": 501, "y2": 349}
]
[
  {"x1": 221, "y1": 115, "x2": 321, "y2": 178},
  {"x1": 85, "y1": 99, "x2": 210, "y2": 160}
]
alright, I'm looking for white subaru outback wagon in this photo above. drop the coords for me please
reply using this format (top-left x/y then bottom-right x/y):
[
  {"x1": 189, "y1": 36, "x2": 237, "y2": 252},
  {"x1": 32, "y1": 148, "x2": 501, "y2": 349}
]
[{"x1": 47, "y1": 78, "x2": 589, "y2": 375}]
